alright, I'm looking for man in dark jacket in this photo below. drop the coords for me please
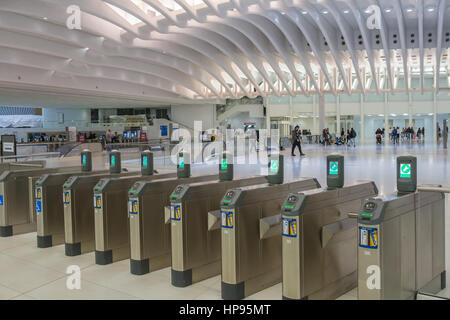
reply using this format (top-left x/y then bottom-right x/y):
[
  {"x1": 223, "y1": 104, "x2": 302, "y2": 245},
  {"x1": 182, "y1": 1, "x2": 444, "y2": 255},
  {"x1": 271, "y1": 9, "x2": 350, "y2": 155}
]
[{"x1": 291, "y1": 126, "x2": 305, "y2": 156}]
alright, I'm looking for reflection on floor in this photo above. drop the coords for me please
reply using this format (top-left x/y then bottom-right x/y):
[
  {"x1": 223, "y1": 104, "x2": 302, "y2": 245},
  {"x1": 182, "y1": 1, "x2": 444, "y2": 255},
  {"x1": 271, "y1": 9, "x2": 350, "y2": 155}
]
[{"x1": 1, "y1": 144, "x2": 449, "y2": 300}]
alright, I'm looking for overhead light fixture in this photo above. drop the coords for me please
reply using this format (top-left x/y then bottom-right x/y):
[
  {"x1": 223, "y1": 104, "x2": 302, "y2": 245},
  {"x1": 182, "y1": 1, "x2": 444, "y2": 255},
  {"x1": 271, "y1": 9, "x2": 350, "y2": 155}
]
[
  {"x1": 385, "y1": 8, "x2": 393, "y2": 13},
  {"x1": 426, "y1": 6, "x2": 435, "y2": 12},
  {"x1": 406, "y1": 8, "x2": 415, "y2": 13},
  {"x1": 428, "y1": 113, "x2": 433, "y2": 116},
  {"x1": 322, "y1": 10, "x2": 328, "y2": 14},
  {"x1": 281, "y1": 12, "x2": 286, "y2": 15},
  {"x1": 403, "y1": 113, "x2": 408, "y2": 116},
  {"x1": 43, "y1": 17, "x2": 48, "y2": 20},
  {"x1": 302, "y1": 11, "x2": 308, "y2": 15},
  {"x1": 343, "y1": 10, "x2": 350, "y2": 14},
  {"x1": 390, "y1": 114, "x2": 397, "y2": 116}
]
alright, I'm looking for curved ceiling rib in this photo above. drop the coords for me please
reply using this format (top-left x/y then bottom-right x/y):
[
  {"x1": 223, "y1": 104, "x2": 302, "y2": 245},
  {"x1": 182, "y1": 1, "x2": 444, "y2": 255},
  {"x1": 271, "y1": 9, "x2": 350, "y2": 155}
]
[
  {"x1": 0, "y1": 12, "x2": 216, "y2": 98},
  {"x1": 418, "y1": 0, "x2": 425, "y2": 94},
  {"x1": 190, "y1": 19, "x2": 276, "y2": 94},
  {"x1": 393, "y1": 0, "x2": 410, "y2": 92},
  {"x1": 435, "y1": 0, "x2": 447, "y2": 92},
  {"x1": 373, "y1": 0, "x2": 395, "y2": 91},
  {"x1": 303, "y1": 1, "x2": 351, "y2": 95},
  {"x1": 247, "y1": 8, "x2": 307, "y2": 95},
  {"x1": 348, "y1": 0, "x2": 378, "y2": 93},
  {"x1": 0, "y1": 0, "x2": 449, "y2": 105},
  {"x1": 322, "y1": 0, "x2": 364, "y2": 94}
]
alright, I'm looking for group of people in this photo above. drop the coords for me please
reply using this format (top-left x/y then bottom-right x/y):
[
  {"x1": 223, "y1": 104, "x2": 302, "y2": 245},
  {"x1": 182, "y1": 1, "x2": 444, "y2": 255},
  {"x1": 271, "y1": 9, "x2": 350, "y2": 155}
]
[
  {"x1": 105, "y1": 129, "x2": 121, "y2": 144},
  {"x1": 290, "y1": 125, "x2": 358, "y2": 156},
  {"x1": 389, "y1": 127, "x2": 425, "y2": 144},
  {"x1": 30, "y1": 133, "x2": 66, "y2": 143},
  {"x1": 334, "y1": 128, "x2": 357, "y2": 147}
]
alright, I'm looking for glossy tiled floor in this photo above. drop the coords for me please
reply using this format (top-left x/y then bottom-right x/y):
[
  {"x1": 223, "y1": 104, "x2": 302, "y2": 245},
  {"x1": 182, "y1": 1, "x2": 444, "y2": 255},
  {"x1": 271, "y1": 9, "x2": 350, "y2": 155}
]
[{"x1": 1, "y1": 142, "x2": 449, "y2": 300}]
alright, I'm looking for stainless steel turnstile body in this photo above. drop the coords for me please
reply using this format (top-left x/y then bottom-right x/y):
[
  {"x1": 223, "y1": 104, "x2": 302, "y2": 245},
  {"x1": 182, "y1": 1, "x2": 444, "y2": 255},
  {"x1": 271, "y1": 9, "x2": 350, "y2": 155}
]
[
  {"x1": 0, "y1": 161, "x2": 45, "y2": 174},
  {"x1": 94, "y1": 172, "x2": 177, "y2": 265},
  {"x1": 220, "y1": 178, "x2": 321, "y2": 300},
  {"x1": 128, "y1": 174, "x2": 219, "y2": 275},
  {"x1": 170, "y1": 176, "x2": 269, "y2": 287},
  {"x1": 63, "y1": 171, "x2": 139, "y2": 256},
  {"x1": 35, "y1": 170, "x2": 111, "y2": 248},
  {"x1": 0, "y1": 166, "x2": 82, "y2": 237},
  {"x1": 357, "y1": 188, "x2": 446, "y2": 300},
  {"x1": 281, "y1": 181, "x2": 379, "y2": 300}
]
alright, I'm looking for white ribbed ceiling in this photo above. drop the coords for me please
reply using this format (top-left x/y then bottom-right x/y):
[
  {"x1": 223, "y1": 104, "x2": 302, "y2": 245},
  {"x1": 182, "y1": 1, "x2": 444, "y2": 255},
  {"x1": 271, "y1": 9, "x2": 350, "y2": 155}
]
[{"x1": 1, "y1": 0, "x2": 450, "y2": 107}]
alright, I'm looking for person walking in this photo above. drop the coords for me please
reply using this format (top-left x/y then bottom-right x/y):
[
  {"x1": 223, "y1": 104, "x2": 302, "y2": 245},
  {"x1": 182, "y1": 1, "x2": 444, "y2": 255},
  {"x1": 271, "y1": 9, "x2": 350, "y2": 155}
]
[
  {"x1": 105, "y1": 129, "x2": 113, "y2": 151},
  {"x1": 291, "y1": 125, "x2": 305, "y2": 156},
  {"x1": 349, "y1": 128, "x2": 357, "y2": 147}
]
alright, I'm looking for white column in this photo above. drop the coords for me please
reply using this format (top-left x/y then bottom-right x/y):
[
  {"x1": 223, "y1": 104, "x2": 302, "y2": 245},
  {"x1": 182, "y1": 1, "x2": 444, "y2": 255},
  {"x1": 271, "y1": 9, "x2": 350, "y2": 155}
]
[
  {"x1": 433, "y1": 92, "x2": 437, "y2": 143},
  {"x1": 360, "y1": 94, "x2": 365, "y2": 143},
  {"x1": 336, "y1": 95, "x2": 341, "y2": 136},
  {"x1": 289, "y1": 96, "x2": 294, "y2": 127},
  {"x1": 318, "y1": 95, "x2": 325, "y2": 133},
  {"x1": 384, "y1": 93, "x2": 389, "y2": 144},
  {"x1": 266, "y1": 97, "x2": 271, "y2": 136},
  {"x1": 313, "y1": 95, "x2": 318, "y2": 135},
  {"x1": 408, "y1": 92, "x2": 413, "y2": 127}
]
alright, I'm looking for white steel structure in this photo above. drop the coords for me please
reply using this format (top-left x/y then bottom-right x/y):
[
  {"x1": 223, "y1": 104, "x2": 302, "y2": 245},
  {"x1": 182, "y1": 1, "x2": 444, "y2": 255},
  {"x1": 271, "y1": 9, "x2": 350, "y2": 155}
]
[{"x1": 1, "y1": 0, "x2": 450, "y2": 104}]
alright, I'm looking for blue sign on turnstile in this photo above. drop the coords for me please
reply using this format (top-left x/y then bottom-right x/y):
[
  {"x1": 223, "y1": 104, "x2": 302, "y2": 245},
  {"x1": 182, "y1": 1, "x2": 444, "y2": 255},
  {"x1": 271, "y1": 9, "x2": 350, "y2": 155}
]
[
  {"x1": 36, "y1": 200, "x2": 42, "y2": 213},
  {"x1": 0, "y1": 195, "x2": 3, "y2": 206}
]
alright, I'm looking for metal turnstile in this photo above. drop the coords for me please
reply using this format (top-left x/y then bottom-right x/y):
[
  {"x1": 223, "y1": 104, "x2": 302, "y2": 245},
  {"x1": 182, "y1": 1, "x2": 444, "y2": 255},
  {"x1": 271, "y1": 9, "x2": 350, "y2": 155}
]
[
  {"x1": 62, "y1": 150, "x2": 139, "y2": 256},
  {"x1": 94, "y1": 171, "x2": 176, "y2": 265},
  {"x1": 170, "y1": 175, "x2": 269, "y2": 287},
  {"x1": 0, "y1": 166, "x2": 85, "y2": 237},
  {"x1": 36, "y1": 170, "x2": 113, "y2": 248},
  {"x1": 0, "y1": 161, "x2": 45, "y2": 174},
  {"x1": 281, "y1": 181, "x2": 378, "y2": 300},
  {"x1": 357, "y1": 190, "x2": 446, "y2": 299},
  {"x1": 0, "y1": 151, "x2": 94, "y2": 237},
  {"x1": 63, "y1": 171, "x2": 139, "y2": 256},
  {"x1": 357, "y1": 155, "x2": 446, "y2": 300},
  {"x1": 220, "y1": 177, "x2": 321, "y2": 300},
  {"x1": 128, "y1": 174, "x2": 221, "y2": 275}
]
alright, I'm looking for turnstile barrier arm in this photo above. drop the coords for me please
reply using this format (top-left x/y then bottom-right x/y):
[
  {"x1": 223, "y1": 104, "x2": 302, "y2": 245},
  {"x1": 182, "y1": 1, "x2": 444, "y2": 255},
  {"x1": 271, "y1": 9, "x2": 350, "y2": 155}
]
[
  {"x1": 207, "y1": 210, "x2": 221, "y2": 231},
  {"x1": 260, "y1": 214, "x2": 282, "y2": 240},
  {"x1": 321, "y1": 218, "x2": 356, "y2": 248},
  {"x1": 12, "y1": 163, "x2": 44, "y2": 168},
  {"x1": 417, "y1": 186, "x2": 450, "y2": 193},
  {"x1": 164, "y1": 206, "x2": 171, "y2": 224}
]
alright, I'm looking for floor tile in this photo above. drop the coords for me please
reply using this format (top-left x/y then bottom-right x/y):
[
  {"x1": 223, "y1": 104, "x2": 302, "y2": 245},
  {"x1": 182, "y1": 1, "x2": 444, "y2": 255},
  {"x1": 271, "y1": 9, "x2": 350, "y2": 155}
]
[
  {"x1": 81, "y1": 263, "x2": 210, "y2": 300},
  {"x1": 194, "y1": 288, "x2": 222, "y2": 300},
  {"x1": 0, "y1": 253, "x2": 65, "y2": 293},
  {"x1": 0, "y1": 284, "x2": 21, "y2": 300},
  {"x1": 0, "y1": 234, "x2": 35, "y2": 252},
  {"x1": 25, "y1": 278, "x2": 140, "y2": 300},
  {"x1": 1, "y1": 243, "x2": 95, "y2": 273},
  {"x1": 245, "y1": 283, "x2": 282, "y2": 300}
]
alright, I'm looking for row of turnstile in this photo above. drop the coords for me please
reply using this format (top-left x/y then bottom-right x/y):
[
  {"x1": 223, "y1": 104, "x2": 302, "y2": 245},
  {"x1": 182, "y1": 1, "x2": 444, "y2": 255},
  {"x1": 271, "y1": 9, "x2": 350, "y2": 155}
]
[{"x1": 0, "y1": 150, "x2": 447, "y2": 300}]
